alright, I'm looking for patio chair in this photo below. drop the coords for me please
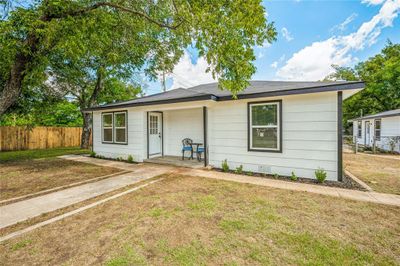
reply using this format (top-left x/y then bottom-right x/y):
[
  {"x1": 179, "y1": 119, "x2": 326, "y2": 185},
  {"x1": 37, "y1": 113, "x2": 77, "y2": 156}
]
[
  {"x1": 182, "y1": 138, "x2": 193, "y2": 160},
  {"x1": 196, "y1": 146, "x2": 205, "y2": 162}
]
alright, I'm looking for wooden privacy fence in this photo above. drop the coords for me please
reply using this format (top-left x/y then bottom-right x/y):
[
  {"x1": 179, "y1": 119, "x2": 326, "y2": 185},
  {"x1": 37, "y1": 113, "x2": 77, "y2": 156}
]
[{"x1": 0, "y1": 126, "x2": 91, "y2": 151}]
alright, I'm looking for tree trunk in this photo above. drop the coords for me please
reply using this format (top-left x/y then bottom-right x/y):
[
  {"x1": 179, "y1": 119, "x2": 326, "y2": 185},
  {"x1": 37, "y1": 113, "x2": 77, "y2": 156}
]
[
  {"x1": 0, "y1": 53, "x2": 29, "y2": 116},
  {"x1": 81, "y1": 111, "x2": 92, "y2": 149}
]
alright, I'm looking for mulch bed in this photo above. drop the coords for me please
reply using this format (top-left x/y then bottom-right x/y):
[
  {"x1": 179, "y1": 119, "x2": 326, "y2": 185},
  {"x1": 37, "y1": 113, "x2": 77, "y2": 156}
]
[{"x1": 213, "y1": 168, "x2": 366, "y2": 191}]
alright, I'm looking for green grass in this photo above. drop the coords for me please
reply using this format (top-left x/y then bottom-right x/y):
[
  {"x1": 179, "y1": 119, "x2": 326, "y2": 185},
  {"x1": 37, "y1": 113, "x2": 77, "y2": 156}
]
[
  {"x1": 1, "y1": 175, "x2": 399, "y2": 265},
  {"x1": 0, "y1": 147, "x2": 90, "y2": 162}
]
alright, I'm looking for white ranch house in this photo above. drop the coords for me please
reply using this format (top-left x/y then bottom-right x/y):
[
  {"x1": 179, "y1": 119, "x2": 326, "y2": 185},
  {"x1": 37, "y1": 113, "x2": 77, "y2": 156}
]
[
  {"x1": 350, "y1": 109, "x2": 400, "y2": 153},
  {"x1": 85, "y1": 81, "x2": 365, "y2": 181}
]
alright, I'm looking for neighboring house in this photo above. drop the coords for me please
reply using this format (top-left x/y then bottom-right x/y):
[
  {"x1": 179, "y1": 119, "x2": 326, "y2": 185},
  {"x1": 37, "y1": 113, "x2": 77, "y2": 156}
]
[
  {"x1": 350, "y1": 109, "x2": 400, "y2": 153},
  {"x1": 84, "y1": 81, "x2": 364, "y2": 181}
]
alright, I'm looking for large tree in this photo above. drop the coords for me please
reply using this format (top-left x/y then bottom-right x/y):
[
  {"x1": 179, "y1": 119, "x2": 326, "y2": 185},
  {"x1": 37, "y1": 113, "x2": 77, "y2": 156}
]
[
  {"x1": 325, "y1": 42, "x2": 400, "y2": 132},
  {"x1": 0, "y1": 0, "x2": 277, "y2": 117}
]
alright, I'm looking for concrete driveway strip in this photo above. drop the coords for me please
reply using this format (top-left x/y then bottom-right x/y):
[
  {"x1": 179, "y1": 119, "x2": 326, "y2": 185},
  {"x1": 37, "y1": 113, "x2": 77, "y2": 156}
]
[{"x1": 0, "y1": 165, "x2": 171, "y2": 229}]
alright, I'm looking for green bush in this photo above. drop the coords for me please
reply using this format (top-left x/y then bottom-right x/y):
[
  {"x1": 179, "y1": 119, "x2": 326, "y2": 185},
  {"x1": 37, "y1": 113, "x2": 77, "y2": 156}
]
[
  {"x1": 222, "y1": 159, "x2": 229, "y2": 172},
  {"x1": 89, "y1": 151, "x2": 96, "y2": 157},
  {"x1": 273, "y1": 173, "x2": 279, "y2": 179},
  {"x1": 127, "y1": 155, "x2": 134, "y2": 163},
  {"x1": 246, "y1": 171, "x2": 253, "y2": 176},
  {"x1": 290, "y1": 171, "x2": 298, "y2": 181},
  {"x1": 235, "y1": 165, "x2": 243, "y2": 174},
  {"x1": 315, "y1": 168, "x2": 327, "y2": 183}
]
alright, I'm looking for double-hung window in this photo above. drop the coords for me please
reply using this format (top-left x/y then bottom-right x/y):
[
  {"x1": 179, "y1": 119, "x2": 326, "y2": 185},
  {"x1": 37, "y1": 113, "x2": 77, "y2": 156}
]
[
  {"x1": 102, "y1": 111, "x2": 127, "y2": 144},
  {"x1": 102, "y1": 113, "x2": 113, "y2": 143},
  {"x1": 357, "y1": 121, "x2": 362, "y2": 138},
  {"x1": 374, "y1": 119, "x2": 381, "y2": 141},
  {"x1": 248, "y1": 101, "x2": 282, "y2": 152}
]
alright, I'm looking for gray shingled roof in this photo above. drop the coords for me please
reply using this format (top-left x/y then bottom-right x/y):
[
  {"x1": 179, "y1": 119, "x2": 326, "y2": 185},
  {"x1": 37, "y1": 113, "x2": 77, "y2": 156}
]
[
  {"x1": 350, "y1": 109, "x2": 400, "y2": 121},
  {"x1": 85, "y1": 80, "x2": 364, "y2": 111}
]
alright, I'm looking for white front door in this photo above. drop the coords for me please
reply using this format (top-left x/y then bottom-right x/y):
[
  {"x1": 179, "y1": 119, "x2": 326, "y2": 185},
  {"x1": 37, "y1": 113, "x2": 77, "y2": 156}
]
[
  {"x1": 365, "y1": 121, "x2": 371, "y2": 146},
  {"x1": 149, "y1": 113, "x2": 162, "y2": 156}
]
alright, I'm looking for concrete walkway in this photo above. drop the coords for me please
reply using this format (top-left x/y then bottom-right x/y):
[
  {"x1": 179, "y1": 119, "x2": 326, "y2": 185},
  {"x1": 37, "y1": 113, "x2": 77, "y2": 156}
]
[
  {"x1": 178, "y1": 168, "x2": 400, "y2": 207},
  {"x1": 0, "y1": 162, "x2": 173, "y2": 229},
  {"x1": 60, "y1": 155, "x2": 400, "y2": 207},
  {"x1": 2, "y1": 155, "x2": 399, "y2": 230}
]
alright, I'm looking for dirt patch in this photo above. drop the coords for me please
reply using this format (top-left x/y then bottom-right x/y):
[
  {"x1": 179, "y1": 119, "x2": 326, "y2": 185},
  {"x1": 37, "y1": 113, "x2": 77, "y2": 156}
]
[
  {"x1": 0, "y1": 174, "x2": 399, "y2": 265},
  {"x1": 0, "y1": 158, "x2": 121, "y2": 200}
]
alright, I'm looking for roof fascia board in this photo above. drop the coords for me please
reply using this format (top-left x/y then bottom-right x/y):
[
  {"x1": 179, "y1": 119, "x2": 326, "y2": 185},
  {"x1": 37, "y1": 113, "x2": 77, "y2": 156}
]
[
  {"x1": 84, "y1": 94, "x2": 216, "y2": 111},
  {"x1": 217, "y1": 82, "x2": 365, "y2": 101}
]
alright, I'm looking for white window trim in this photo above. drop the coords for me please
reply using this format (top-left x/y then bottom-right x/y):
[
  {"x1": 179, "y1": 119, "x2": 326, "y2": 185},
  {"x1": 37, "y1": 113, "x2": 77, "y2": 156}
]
[
  {"x1": 249, "y1": 101, "x2": 281, "y2": 152},
  {"x1": 374, "y1": 119, "x2": 381, "y2": 141},
  {"x1": 102, "y1": 113, "x2": 113, "y2": 143},
  {"x1": 114, "y1": 111, "x2": 127, "y2": 144}
]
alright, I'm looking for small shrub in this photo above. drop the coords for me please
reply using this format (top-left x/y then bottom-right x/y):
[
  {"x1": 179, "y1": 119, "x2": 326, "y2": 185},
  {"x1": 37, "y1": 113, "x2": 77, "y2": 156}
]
[
  {"x1": 290, "y1": 171, "x2": 298, "y2": 181},
  {"x1": 273, "y1": 173, "x2": 279, "y2": 179},
  {"x1": 222, "y1": 159, "x2": 229, "y2": 172},
  {"x1": 315, "y1": 168, "x2": 327, "y2": 183},
  {"x1": 246, "y1": 171, "x2": 254, "y2": 176},
  {"x1": 89, "y1": 151, "x2": 96, "y2": 157},
  {"x1": 235, "y1": 165, "x2": 243, "y2": 174},
  {"x1": 117, "y1": 157, "x2": 123, "y2": 161},
  {"x1": 127, "y1": 155, "x2": 134, "y2": 163}
]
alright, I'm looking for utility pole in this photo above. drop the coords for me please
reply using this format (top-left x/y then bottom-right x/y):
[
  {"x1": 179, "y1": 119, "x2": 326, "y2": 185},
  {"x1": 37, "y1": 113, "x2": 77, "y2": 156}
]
[{"x1": 161, "y1": 71, "x2": 166, "y2": 92}]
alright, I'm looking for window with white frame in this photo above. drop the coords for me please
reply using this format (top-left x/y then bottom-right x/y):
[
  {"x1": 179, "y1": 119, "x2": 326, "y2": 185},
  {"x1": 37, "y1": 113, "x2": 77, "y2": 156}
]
[
  {"x1": 102, "y1": 113, "x2": 113, "y2": 143},
  {"x1": 357, "y1": 121, "x2": 362, "y2": 138},
  {"x1": 374, "y1": 119, "x2": 381, "y2": 141},
  {"x1": 102, "y1": 111, "x2": 127, "y2": 144},
  {"x1": 248, "y1": 101, "x2": 281, "y2": 152}
]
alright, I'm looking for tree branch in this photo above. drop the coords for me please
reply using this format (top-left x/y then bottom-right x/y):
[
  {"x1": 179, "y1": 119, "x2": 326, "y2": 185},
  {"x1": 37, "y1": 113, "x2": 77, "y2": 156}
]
[{"x1": 44, "y1": 2, "x2": 183, "y2": 30}]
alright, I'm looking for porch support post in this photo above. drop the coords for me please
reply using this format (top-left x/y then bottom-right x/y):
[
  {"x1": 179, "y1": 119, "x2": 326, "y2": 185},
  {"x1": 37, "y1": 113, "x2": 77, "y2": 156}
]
[
  {"x1": 337, "y1": 91, "x2": 343, "y2": 182},
  {"x1": 203, "y1": 106, "x2": 208, "y2": 167},
  {"x1": 146, "y1": 111, "x2": 149, "y2": 159}
]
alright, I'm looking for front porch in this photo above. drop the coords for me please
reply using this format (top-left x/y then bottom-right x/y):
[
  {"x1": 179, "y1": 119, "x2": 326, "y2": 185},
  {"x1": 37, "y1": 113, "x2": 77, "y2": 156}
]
[
  {"x1": 146, "y1": 106, "x2": 208, "y2": 167},
  {"x1": 144, "y1": 155, "x2": 205, "y2": 168}
]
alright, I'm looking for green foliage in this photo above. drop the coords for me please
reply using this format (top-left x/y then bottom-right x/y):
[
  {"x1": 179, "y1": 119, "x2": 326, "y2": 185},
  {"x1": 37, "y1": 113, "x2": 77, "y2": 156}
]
[
  {"x1": 291, "y1": 171, "x2": 298, "y2": 181},
  {"x1": 0, "y1": 100, "x2": 83, "y2": 127},
  {"x1": 222, "y1": 159, "x2": 229, "y2": 172},
  {"x1": 89, "y1": 151, "x2": 96, "y2": 158},
  {"x1": 325, "y1": 42, "x2": 400, "y2": 133},
  {"x1": 127, "y1": 155, "x2": 134, "y2": 163},
  {"x1": 315, "y1": 168, "x2": 327, "y2": 183},
  {"x1": 1, "y1": 0, "x2": 276, "y2": 118},
  {"x1": 235, "y1": 165, "x2": 243, "y2": 174},
  {"x1": 273, "y1": 173, "x2": 279, "y2": 179}
]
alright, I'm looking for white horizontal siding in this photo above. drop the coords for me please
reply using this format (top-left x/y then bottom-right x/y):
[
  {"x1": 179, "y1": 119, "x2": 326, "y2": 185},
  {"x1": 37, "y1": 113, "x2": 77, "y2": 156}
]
[
  {"x1": 208, "y1": 92, "x2": 339, "y2": 180},
  {"x1": 93, "y1": 109, "x2": 145, "y2": 162},
  {"x1": 164, "y1": 108, "x2": 203, "y2": 156}
]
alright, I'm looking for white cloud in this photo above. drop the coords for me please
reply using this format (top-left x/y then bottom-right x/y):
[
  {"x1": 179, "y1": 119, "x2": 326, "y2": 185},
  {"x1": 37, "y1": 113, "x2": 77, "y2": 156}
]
[
  {"x1": 281, "y1": 27, "x2": 294, "y2": 42},
  {"x1": 362, "y1": 0, "x2": 386, "y2": 5},
  {"x1": 258, "y1": 51, "x2": 265, "y2": 59},
  {"x1": 270, "y1": 61, "x2": 278, "y2": 68},
  {"x1": 277, "y1": 0, "x2": 400, "y2": 81},
  {"x1": 331, "y1": 13, "x2": 358, "y2": 32},
  {"x1": 168, "y1": 51, "x2": 215, "y2": 90}
]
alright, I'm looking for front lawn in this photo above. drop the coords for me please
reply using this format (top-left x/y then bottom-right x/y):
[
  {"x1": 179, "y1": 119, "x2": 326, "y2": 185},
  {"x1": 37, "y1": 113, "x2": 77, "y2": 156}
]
[
  {"x1": 344, "y1": 152, "x2": 400, "y2": 194},
  {"x1": 1, "y1": 174, "x2": 399, "y2": 265},
  {"x1": 0, "y1": 148, "x2": 121, "y2": 200},
  {"x1": 0, "y1": 147, "x2": 90, "y2": 162}
]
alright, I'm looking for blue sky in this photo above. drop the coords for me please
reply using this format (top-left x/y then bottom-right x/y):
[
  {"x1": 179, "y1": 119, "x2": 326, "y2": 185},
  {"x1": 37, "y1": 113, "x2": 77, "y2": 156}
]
[{"x1": 144, "y1": 0, "x2": 400, "y2": 95}]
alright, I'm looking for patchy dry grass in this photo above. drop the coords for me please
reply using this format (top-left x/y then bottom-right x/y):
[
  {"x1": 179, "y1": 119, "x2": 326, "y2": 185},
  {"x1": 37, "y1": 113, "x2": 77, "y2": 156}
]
[
  {"x1": 344, "y1": 153, "x2": 400, "y2": 194},
  {"x1": 0, "y1": 158, "x2": 121, "y2": 200},
  {"x1": 0, "y1": 174, "x2": 399, "y2": 265}
]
